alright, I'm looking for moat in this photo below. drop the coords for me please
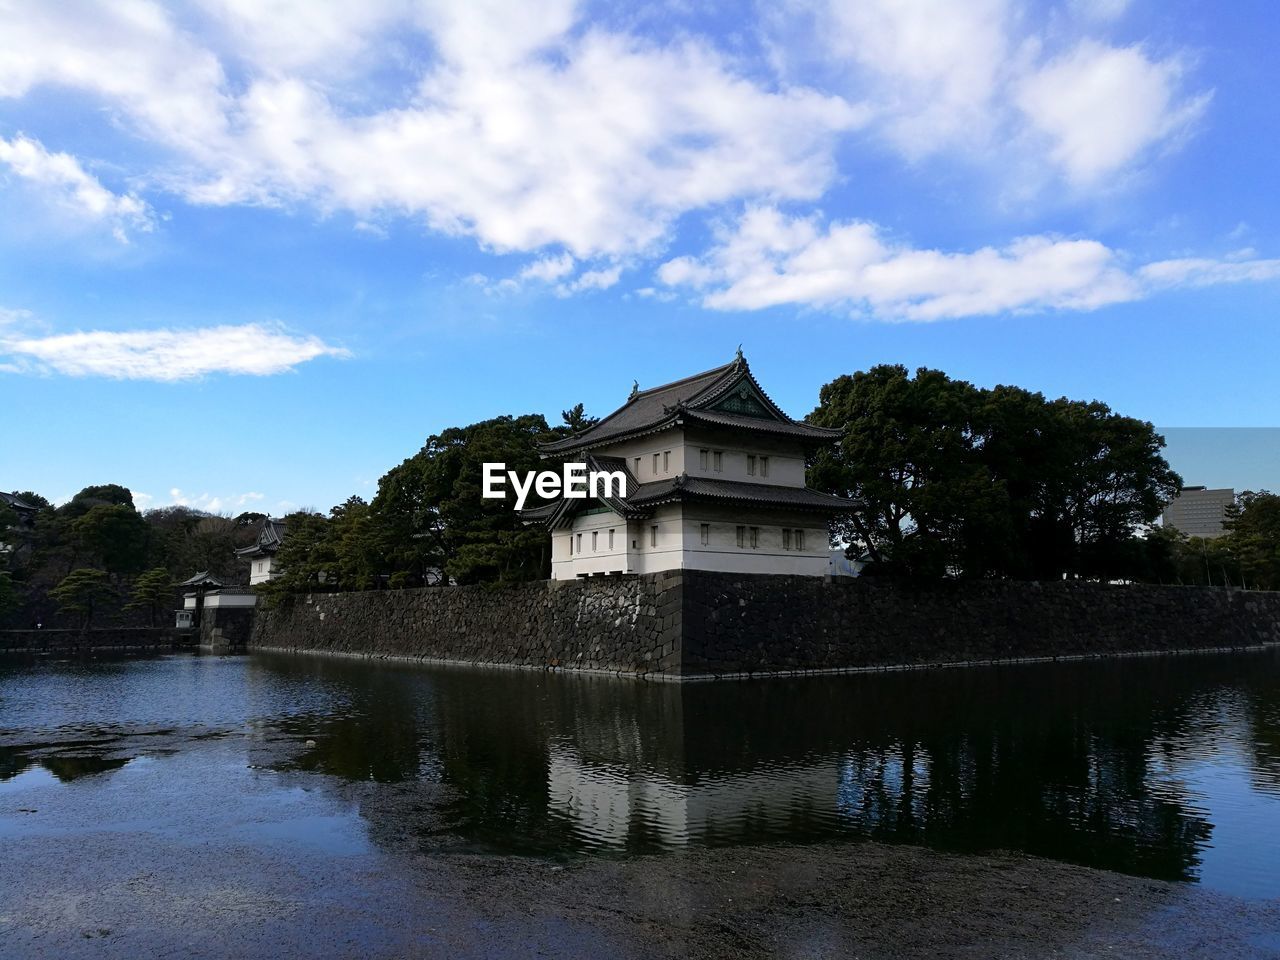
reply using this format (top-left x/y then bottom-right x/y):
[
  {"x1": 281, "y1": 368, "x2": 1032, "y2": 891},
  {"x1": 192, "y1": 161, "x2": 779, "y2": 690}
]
[{"x1": 2, "y1": 649, "x2": 1279, "y2": 958}]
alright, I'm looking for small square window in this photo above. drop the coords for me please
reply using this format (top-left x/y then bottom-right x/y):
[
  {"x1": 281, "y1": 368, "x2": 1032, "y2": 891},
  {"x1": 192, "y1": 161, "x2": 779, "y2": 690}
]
[
  {"x1": 747, "y1": 454, "x2": 756, "y2": 476},
  {"x1": 632, "y1": 539, "x2": 638, "y2": 549},
  {"x1": 634, "y1": 457, "x2": 641, "y2": 475},
  {"x1": 592, "y1": 531, "x2": 598, "y2": 552},
  {"x1": 782, "y1": 529, "x2": 792, "y2": 551},
  {"x1": 796, "y1": 529, "x2": 805, "y2": 551},
  {"x1": 653, "y1": 453, "x2": 660, "y2": 473},
  {"x1": 651, "y1": 525, "x2": 658, "y2": 547},
  {"x1": 576, "y1": 533, "x2": 582, "y2": 553},
  {"x1": 700, "y1": 523, "x2": 710, "y2": 546},
  {"x1": 761, "y1": 456, "x2": 770, "y2": 478},
  {"x1": 713, "y1": 451, "x2": 723, "y2": 472},
  {"x1": 749, "y1": 527, "x2": 759, "y2": 548},
  {"x1": 569, "y1": 535, "x2": 574, "y2": 556},
  {"x1": 736, "y1": 525, "x2": 745, "y2": 548},
  {"x1": 663, "y1": 450, "x2": 670, "y2": 472},
  {"x1": 608, "y1": 529, "x2": 615, "y2": 549},
  {"x1": 699, "y1": 449, "x2": 708, "y2": 470}
]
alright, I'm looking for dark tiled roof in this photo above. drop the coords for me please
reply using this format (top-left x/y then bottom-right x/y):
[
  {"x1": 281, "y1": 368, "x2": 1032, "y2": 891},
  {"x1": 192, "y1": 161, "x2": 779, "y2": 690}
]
[
  {"x1": 539, "y1": 355, "x2": 838, "y2": 455},
  {"x1": 518, "y1": 454, "x2": 647, "y2": 527},
  {"x1": 680, "y1": 408, "x2": 840, "y2": 439},
  {"x1": 522, "y1": 471, "x2": 856, "y2": 527},
  {"x1": 179, "y1": 571, "x2": 222, "y2": 588},
  {"x1": 1, "y1": 492, "x2": 37, "y2": 512},
  {"x1": 234, "y1": 517, "x2": 288, "y2": 557},
  {"x1": 629, "y1": 476, "x2": 856, "y2": 512}
]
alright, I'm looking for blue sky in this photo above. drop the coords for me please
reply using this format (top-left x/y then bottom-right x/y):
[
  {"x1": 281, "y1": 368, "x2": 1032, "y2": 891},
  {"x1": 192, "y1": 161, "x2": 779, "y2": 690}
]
[{"x1": 0, "y1": 0, "x2": 1277, "y2": 513}]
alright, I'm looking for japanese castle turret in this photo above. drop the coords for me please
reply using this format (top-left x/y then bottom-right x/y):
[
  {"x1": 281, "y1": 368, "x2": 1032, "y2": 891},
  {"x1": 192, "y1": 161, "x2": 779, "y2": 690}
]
[
  {"x1": 522, "y1": 351, "x2": 854, "y2": 579},
  {"x1": 234, "y1": 517, "x2": 287, "y2": 585}
]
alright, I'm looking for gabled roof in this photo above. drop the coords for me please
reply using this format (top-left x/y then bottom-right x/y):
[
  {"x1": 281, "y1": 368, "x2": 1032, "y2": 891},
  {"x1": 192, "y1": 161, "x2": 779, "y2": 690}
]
[
  {"x1": 1, "y1": 492, "x2": 38, "y2": 513},
  {"x1": 520, "y1": 454, "x2": 649, "y2": 528},
  {"x1": 521, "y1": 471, "x2": 856, "y2": 528},
  {"x1": 179, "y1": 571, "x2": 222, "y2": 588},
  {"x1": 539, "y1": 352, "x2": 840, "y2": 455},
  {"x1": 233, "y1": 517, "x2": 288, "y2": 557}
]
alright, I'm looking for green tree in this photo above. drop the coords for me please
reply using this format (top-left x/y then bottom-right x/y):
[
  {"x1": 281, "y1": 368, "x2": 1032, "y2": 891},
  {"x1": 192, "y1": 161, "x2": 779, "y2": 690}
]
[
  {"x1": 61, "y1": 484, "x2": 135, "y2": 519},
  {"x1": 0, "y1": 570, "x2": 19, "y2": 624},
  {"x1": 807, "y1": 365, "x2": 1011, "y2": 577},
  {"x1": 370, "y1": 414, "x2": 553, "y2": 586},
  {"x1": 74, "y1": 503, "x2": 149, "y2": 574},
  {"x1": 1224, "y1": 490, "x2": 1280, "y2": 589},
  {"x1": 255, "y1": 512, "x2": 333, "y2": 605},
  {"x1": 809, "y1": 365, "x2": 1181, "y2": 581},
  {"x1": 126, "y1": 567, "x2": 174, "y2": 627},
  {"x1": 50, "y1": 568, "x2": 114, "y2": 630},
  {"x1": 558, "y1": 403, "x2": 598, "y2": 436}
]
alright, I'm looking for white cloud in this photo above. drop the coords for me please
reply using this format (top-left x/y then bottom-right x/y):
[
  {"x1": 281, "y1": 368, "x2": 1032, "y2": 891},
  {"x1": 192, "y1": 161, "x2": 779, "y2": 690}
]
[
  {"x1": 0, "y1": 1, "x2": 232, "y2": 157},
  {"x1": 161, "y1": 487, "x2": 265, "y2": 513},
  {"x1": 1015, "y1": 41, "x2": 1210, "y2": 185},
  {"x1": 0, "y1": 135, "x2": 154, "y2": 241},
  {"x1": 1069, "y1": 0, "x2": 1132, "y2": 22},
  {"x1": 0, "y1": 1, "x2": 864, "y2": 259},
  {"x1": 556, "y1": 264, "x2": 622, "y2": 296},
  {"x1": 810, "y1": 0, "x2": 1013, "y2": 153},
  {"x1": 519, "y1": 253, "x2": 576, "y2": 283},
  {"x1": 658, "y1": 207, "x2": 1280, "y2": 321},
  {"x1": 1138, "y1": 257, "x2": 1280, "y2": 289},
  {"x1": 795, "y1": 0, "x2": 1209, "y2": 186},
  {"x1": 0, "y1": 307, "x2": 33, "y2": 327},
  {"x1": 0, "y1": 322, "x2": 348, "y2": 380}
]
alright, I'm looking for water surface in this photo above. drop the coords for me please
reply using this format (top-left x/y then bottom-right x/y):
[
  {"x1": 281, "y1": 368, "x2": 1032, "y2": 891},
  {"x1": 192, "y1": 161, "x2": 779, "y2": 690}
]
[{"x1": 2, "y1": 648, "x2": 1279, "y2": 899}]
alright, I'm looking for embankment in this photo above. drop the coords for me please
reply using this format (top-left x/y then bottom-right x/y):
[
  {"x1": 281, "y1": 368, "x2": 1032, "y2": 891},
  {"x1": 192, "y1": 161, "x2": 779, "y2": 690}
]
[{"x1": 250, "y1": 572, "x2": 1280, "y2": 679}]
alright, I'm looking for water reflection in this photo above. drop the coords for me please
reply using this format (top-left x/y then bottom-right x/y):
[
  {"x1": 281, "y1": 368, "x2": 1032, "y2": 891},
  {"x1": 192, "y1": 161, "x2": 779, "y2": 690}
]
[
  {"x1": 250, "y1": 650, "x2": 1280, "y2": 891},
  {"x1": 3, "y1": 649, "x2": 1280, "y2": 897}
]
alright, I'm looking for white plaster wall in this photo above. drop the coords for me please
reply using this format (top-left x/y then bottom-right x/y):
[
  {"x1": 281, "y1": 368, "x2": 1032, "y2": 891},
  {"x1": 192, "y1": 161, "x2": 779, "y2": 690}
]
[
  {"x1": 554, "y1": 501, "x2": 830, "y2": 578},
  {"x1": 593, "y1": 432, "x2": 685, "y2": 484},
  {"x1": 204, "y1": 592, "x2": 259, "y2": 609},
  {"x1": 626, "y1": 503, "x2": 687, "y2": 576},
  {"x1": 682, "y1": 430, "x2": 807, "y2": 487},
  {"x1": 248, "y1": 557, "x2": 280, "y2": 585},
  {"x1": 553, "y1": 509, "x2": 630, "y2": 578},
  {"x1": 679, "y1": 504, "x2": 829, "y2": 576}
]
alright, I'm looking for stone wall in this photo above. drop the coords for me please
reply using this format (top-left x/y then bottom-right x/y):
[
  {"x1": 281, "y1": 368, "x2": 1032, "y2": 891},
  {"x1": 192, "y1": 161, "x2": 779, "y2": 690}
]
[
  {"x1": 199, "y1": 605, "x2": 257, "y2": 652},
  {"x1": 681, "y1": 573, "x2": 1280, "y2": 676},
  {"x1": 249, "y1": 572, "x2": 1280, "y2": 679},
  {"x1": 0, "y1": 627, "x2": 171, "y2": 653},
  {"x1": 250, "y1": 571, "x2": 684, "y2": 675}
]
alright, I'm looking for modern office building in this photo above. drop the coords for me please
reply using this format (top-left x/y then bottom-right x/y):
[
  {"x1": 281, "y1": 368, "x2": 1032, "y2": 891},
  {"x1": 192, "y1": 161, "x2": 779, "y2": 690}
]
[{"x1": 1161, "y1": 486, "x2": 1236, "y2": 539}]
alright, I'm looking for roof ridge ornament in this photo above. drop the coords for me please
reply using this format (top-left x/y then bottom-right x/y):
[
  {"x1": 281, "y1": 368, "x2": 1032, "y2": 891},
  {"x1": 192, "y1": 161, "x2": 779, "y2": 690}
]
[
  {"x1": 629, "y1": 379, "x2": 639, "y2": 399},
  {"x1": 734, "y1": 344, "x2": 744, "y2": 365}
]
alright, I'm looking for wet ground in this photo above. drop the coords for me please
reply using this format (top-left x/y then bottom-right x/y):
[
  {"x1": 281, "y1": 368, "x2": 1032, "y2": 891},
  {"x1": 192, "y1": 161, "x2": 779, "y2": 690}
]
[{"x1": 2, "y1": 651, "x2": 1279, "y2": 957}]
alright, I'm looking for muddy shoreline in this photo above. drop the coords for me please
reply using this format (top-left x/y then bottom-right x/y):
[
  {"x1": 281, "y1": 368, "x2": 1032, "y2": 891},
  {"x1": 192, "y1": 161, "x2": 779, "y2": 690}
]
[{"x1": 4, "y1": 795, "x2": 1277, "y2": 959}]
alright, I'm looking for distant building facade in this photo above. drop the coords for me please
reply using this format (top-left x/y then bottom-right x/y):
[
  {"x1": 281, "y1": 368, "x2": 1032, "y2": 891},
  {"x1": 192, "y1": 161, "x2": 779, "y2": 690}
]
[
  {"x1": 234, "y1": 517, "x2": 288, "y2": 584},
  {"x1": 1162, "y1": 486, "x2": 1235, "y2": 539},
  {"x1": 1, "y1": 491, "x2": 38, "y2": 556},
  {"x1": 521, "y1": 352, "x2": 855, "y2": 579}
]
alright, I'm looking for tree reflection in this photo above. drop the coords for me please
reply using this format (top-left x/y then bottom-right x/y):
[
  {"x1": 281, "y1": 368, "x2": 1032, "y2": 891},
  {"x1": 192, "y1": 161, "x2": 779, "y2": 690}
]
[{"x1": 248, "y1": 649, "x2": 1280, "y2": 883}]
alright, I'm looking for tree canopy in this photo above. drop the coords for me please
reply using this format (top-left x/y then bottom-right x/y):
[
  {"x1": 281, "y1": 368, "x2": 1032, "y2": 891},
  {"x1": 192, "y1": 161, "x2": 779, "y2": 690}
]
[{"x1": 808, "y1": 365, "x2": 1182, "y2": 580}]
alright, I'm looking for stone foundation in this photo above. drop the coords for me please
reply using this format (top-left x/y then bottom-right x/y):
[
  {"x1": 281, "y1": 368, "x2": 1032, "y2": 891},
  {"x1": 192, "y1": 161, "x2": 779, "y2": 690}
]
[{"x1": 249, "y1": 572, "x2": 1280, "y2": 679}]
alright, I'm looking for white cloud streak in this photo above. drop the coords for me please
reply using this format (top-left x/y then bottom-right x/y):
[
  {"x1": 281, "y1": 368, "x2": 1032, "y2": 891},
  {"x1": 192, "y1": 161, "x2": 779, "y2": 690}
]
[
  {"x1": 0, "y1": 322, "x2": 348, "y2": 380},
  {"x1": 0, "y1": 135, "x2": 154, "y2": 241},
  {"x1": 658, "y1": 207, "x2": 1280, "y2": 321}
]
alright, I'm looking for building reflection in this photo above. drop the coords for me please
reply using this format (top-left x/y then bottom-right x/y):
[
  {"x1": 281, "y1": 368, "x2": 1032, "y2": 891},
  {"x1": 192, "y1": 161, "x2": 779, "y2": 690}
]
[{"x1": 246, "y1": 650, "x2": 1280, "y2": 883}]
